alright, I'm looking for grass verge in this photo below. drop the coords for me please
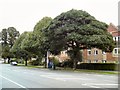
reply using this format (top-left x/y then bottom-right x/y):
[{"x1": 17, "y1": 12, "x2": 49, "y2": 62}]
[{"x1": 17, "y1": 64, "x2": 119, "y2": 75}]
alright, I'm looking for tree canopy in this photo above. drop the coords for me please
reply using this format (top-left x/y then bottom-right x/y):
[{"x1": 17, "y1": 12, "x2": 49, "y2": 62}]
[
  {"x1": 10, "y1": 32, "x2": 30, "y2": 66},
  {"x1": 34, "y1": 17, "x2": 52, "y2": 33},
  {"x1": 21, "y1": 17, "x2": 52, "y2": 55},
  {"x1": 0, "y1": 27, "x2": 20, "y2": 63},
  {"x1": 18, "y1": 17, "x2": 52, "y2": 66}
]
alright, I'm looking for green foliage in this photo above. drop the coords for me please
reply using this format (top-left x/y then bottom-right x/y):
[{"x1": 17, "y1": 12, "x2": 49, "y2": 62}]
[
  {"x1": 7, "y1": 27, "x2": 20, "y2": 47},
  {"x1": 34, "y1": 17, "x2": 52, "y2": 33},
  {"x1": 46, "y1": 9, "x2": 114, "y2": 53},
  {"x1": 29, "y1": 60, "x2": 39, "y2": 66},
  {"x1": 21, "y1": 32, "x2": 39, "y2": 53},
  {"x1": 1, "y1": 44, "x2": 10, "y2": 59},
  {"x1": 61, "y1": 60, "x2": 73, "y2": 68},
  {"x1": 10, "y1": 32, "x2": 28, "y2": 52},
  {"x1": 51, "y1": 57, "x2": 59, "y2": 66},
  {"x1": 10, "y1": 58, "x2": 17, "y2": 62},
  {"x1": 0, "y1": 27, "x2": 20, "y2": 61},
  {"x1": 67, "y1": 50, "x2": 82, "y2": 62},
  {"x1": 1, "y1": 29, "x2": 7, "y2": 45},
  {"x1": 33, "y1": 17, "x2": 52, "y2": 54},
  {"x1": 20, "y1": 17, "x2": 52, "y2": 57},
  {"x1": 10, "y1": 32, "x2": 30, "y2": 63}
]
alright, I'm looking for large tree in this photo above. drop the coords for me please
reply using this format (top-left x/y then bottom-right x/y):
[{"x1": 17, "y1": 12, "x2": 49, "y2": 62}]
[
  {"x1": 44, "y1": 9, "x2": 115, "y2": 69},
  {"x1": 22, "y1": 17, "x2": 52, "y2": 67},
  {"x1": 22, "y1": 17, "x2": 52, "y2": 55},
  {"x1": 0, "y1": 27, "x2": 20, "y2": 63},
  {"x1": 33, "y1": 17, "x2": 52, "y2": 67}
]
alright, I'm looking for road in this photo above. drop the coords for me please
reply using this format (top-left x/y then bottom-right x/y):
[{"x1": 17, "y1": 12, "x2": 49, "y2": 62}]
[{"x1": 0, "y1": 63, "x2": 118, "y2": 90}]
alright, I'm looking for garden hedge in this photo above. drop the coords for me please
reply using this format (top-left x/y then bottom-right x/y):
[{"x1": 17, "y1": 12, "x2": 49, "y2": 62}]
[{"x1": 76, "y1": 63, "x2": 118, "y2": 71}]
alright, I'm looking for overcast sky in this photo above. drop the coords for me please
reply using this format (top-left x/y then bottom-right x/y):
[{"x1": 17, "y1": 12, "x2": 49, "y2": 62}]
[{"x1": 0, "y1": 0, "x2": 119, "y2": 34}]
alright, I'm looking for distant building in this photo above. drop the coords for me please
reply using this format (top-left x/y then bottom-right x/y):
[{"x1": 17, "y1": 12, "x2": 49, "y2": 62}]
[{"x1": 106, "y1": 23, "x2": 120, "y2": 63}]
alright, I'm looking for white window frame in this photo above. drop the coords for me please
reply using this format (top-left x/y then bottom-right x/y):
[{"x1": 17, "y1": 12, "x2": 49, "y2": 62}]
[
  {"x1": 94, "y1": 50, "x2": 98, "y2": 55},
  {"x1": 87, "y1": 49, "x2": 91, "y2": 55},
  {"x1": 114, "y1": 48, "x2": 118, "y2": 54}
]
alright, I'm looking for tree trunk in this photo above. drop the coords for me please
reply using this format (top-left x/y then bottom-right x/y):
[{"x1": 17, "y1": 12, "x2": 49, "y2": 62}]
[
  {"x1": 73, "y1": 48, "x2": 79, "y2": 70},
  {"x1": 45, "y1": 54, "x2": 47, "y2": 68},
  {"x1": 4, "y1": 58, "x2": 6, "y2": 63},
  {"x1": 73, "y1": 59, "x2": 77, "y2": 70},
  {"x1": 25, "y1": 59, "x2": 27, "y2": 66},
  {"x1": 8, "y1": 57, "x2": 10, "y2": 64}
]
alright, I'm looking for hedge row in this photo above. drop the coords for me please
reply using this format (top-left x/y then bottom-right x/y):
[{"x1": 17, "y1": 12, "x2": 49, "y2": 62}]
[
  {"x1": 60, "y1": 60, "x2": 118, "y2": 71},
  {"x1": 76, "y1": 63, "x2": 118, "y2": 71}
]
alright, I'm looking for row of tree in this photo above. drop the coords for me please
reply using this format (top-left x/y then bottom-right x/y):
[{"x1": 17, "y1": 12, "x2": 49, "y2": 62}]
[
  {"x1": 0, "y1": 9, "x2": 115, "y2": 69},
  {"x1": 10, "y1": 17, "x2": 52, "y2": 66}
]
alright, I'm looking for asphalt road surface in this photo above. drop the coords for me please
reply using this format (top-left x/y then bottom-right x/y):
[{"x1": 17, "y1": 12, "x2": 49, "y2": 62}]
[{"x1": 0, "y1": 62, "x2": 118, "y2": 90}]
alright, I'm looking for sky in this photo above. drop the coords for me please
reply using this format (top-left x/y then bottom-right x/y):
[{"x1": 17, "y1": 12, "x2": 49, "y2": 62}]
[{"x1": 0, "y1": 0, "x2": 119, "y2": 34}]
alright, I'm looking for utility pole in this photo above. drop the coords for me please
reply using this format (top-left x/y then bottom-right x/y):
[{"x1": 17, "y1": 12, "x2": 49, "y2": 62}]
[{"x1": 46, "y1": 51, "x2": 49, "y2": 68}]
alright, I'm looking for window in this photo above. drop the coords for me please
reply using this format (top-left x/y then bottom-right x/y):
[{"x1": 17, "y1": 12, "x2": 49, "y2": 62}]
[
  {"x1": 88, "y1": 51, "x2": 91, "y2": 55},
  {"x1": 118, "y1": 36, "x2": 120, "y2": 41},
  {"x1": 114, "y1": 48, "x2": 118, "y2": 54},
  {"x1": 87, "y1": 49, "x2": 91, "y2": 55},
  {"x1": 114, "y1": 37, "x2": 116, "y2": 41},
  {"x1": 94, "y1": 50, "x2": 98, "y2": 55},
  {"x1": 115, "y1": 49, "x2": 117, "y2": 53}
]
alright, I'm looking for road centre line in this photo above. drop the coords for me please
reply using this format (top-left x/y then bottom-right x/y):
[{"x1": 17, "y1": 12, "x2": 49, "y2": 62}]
[{"x1": 0, "y1": 75, "x2": 27, "y2": 89}]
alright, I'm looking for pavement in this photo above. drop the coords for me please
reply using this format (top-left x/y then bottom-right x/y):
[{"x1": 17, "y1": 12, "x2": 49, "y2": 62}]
[{"x1": 0, "y1": 63, "x2": 118, "y2": 90}]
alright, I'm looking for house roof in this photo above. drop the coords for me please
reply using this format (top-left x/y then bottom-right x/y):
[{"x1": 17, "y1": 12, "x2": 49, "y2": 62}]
[{"x1": 107, "y1": 23, "x2": 120, "y2": 36}]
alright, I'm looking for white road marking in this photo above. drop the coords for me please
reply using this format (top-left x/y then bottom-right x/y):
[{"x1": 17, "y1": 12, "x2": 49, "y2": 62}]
[
  {"x1": 82, "y1": 83, "x2": 118, "y2": 86},
  {"x1": 82, "y1": 83, "x2": 118, "y2": 89},
  {"x1": 55, "y1": 77, "x2": 91, "y2": 80},
  {"x1": 95, "y1": 75, "x2": 104, "y2": 76},
  {"x1": 82, "y1": 83, "x2": 100, "y2": 88},
  {"x1": 0, "y1": 75, "x2": 26, "y2": 88},
  {"x1": 40, "y1": 75, "x2": 66, "y2": 81},
  {"x1": 40, "y1": 74, "x2": 92, "y2": 81}
]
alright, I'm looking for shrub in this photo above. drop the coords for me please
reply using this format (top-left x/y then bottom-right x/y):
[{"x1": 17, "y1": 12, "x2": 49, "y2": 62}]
[
  {"x1": 29, "y1": 60, "x2": 39, "y2": 66},
  {"x1": 10, "y1": 58, "x2": 17, "y2": 62},
  {"x1": 49, "y1": 56, "x2": 60, "y2": 66},
  {"x1": 61, "y1": 60, "x2": 73, "y2": 68}
]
